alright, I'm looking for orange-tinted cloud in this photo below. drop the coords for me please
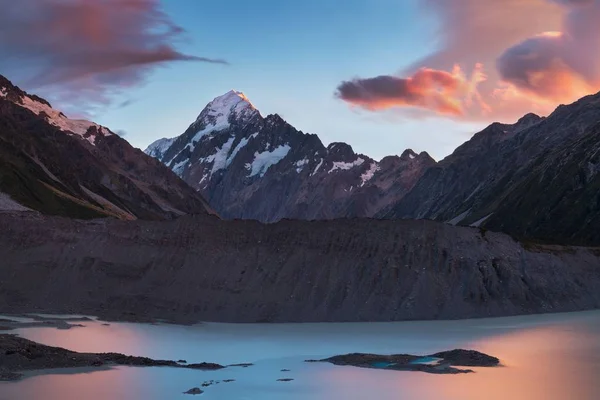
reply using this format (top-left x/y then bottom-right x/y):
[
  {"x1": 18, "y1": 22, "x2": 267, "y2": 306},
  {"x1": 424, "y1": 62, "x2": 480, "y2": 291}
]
[
  {"x1": 337, "y1": 64, "x2": 490, "y2": 117},
  {"x1": 0, "y1": 0, "x2": 226, "y2": 112},
  {"x1": 337, "y1": 0, "x2": 600, "y2": 122},
  {"x1": 497, "y1": 2, "x2": 600, "y2": 104},
  {"x1": 412, "y1": 0, "x2": 563, "y2": 73}
]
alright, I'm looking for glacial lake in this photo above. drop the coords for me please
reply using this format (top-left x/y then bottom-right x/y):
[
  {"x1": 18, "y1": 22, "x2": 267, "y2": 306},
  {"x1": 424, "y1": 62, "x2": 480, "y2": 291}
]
[{"x1": 1, "y1": 310, "x2": 599, "y2": 400}]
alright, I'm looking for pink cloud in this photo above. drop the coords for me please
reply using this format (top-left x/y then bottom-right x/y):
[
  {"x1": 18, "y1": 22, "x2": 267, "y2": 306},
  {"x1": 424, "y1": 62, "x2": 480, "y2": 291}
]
[
  {"x1": 336, "y1": 64, "x2": 490, "y2": 117},
  {"x1": 337, "y1": 0, "x2": 600, "y2": 122},
  {"x1": 497, "y1": 1, "x2": 600, "y2": 104},
  {"x1": 0, "y1": 0, "x2": 227, "y2": 112}
]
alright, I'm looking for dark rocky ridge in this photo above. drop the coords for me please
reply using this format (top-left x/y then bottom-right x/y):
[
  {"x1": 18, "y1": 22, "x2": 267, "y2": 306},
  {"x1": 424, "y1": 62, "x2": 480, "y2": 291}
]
[
  {"x1": 0, "y1": 211, "x2": 599, "y2": 323},
  {"x1": 383, "y1": 92, "x2": 600, "y2": 246},
  {"x1": 0, "y1": 74, "x2": 213, "y2": 220},
  {"x1": 146, "y1": 91, "x2": 435, "y2": 222},
  {"x1": 484, "y1": 120, "x2": 600, "y2": 245}
]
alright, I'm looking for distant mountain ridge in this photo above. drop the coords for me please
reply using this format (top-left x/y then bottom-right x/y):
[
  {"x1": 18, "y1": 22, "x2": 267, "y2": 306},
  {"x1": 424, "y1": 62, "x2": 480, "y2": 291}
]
[
  {"x1": 145, "y1": 90, "x2": 436, "y2": 222},
  {"x1": 3, "y1": 69, "x2": 598, "y2": 246},
  {"x1": 147, "y1": 88, "x2": 600, "y2": 245},
  {"x1": 381, "y1": 92, "x2": 600, "y2": 245},
  {"x1": 0, "y1": 74, "x2": 213, "y2": 220}
]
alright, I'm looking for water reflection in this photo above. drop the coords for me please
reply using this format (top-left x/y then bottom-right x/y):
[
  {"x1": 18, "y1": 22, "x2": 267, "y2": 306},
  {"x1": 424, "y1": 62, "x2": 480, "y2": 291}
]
[{"x1": 1, "y1": 311, "x2": 598, "y2": 400}]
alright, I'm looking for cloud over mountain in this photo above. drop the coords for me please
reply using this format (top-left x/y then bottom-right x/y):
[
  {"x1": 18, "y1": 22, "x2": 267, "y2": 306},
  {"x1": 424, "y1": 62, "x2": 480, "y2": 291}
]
[
  {"x1": 0, "y1": 0, "x2": 226, "y2": 112},
  {"x1": 497, "y1": 1, "x2": 600, "y2": 103},
  {"x1": 337, "y1": 0, "x2": 600, "y2": 122}
]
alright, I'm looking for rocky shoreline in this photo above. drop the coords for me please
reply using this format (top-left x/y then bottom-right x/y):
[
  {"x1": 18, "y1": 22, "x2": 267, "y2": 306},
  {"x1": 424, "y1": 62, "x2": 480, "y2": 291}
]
[
  {"x1": 0, "y1": 334, "x2": 226, "y2": 382},
  {"x1": 0, "y1": 315, "x2": 93, "y2": 331}
]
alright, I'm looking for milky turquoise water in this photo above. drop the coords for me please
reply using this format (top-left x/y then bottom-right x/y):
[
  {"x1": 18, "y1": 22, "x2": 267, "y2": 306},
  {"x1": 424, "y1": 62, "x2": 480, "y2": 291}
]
[{"x1": 1, "y1": 311, "x2": 599, "y2": 400}]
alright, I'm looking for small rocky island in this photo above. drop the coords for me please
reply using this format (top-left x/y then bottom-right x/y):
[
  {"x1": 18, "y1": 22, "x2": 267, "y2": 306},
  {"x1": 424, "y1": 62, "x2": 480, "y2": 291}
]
[
  {"x1": 308, "y1": 349, "x2": 500, "y2": 374},
  {"x1": 0, "y1": 329, "x2": 501, "y2": 383},
  {"x1": 0, "y1": 334, "x2": 226, "y2": 381}
]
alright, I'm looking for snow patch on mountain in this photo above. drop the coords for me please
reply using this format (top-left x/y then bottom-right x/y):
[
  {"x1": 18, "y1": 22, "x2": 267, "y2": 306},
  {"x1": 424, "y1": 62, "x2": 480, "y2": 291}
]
[
  {"x1": 246, "y1": 144, "x2": 291, "y2": 177},
  {"x1": 199, "y1": 173, "x2": 209, "y2": 185},
  {"x1": 328, "y1": 157, "x2": 365, "y2": 173},
  {"x1": 0, "y1": 87, "x2": 7, "y2": 97},
  {"x1": 145, "y1": 137, "x2": 176, "y2": 159},
  {"x1": 191, "y1": 120, "x2": 230, "y2": 145},
  {"x1": 295, "y1": 158, "x2": 309, "y2": 173},
  {"x1": 172, "y1": 159, "x2": 189, "y2": 177},
  {"x1": 17, "y1": 95, "x2": 112, "y2": 145},
  {"x1": 226, "y1": 133, "x2": 258, "y2": 167},
  {"x1": 360, "y1": 162, "x2": 380, "y2": 186},
  {"x1": 203, "y1": 136, "x2": 236, "y2": 176},
  {"x1": 311, "y1": 159, "x2": 324, "y2": 176}
]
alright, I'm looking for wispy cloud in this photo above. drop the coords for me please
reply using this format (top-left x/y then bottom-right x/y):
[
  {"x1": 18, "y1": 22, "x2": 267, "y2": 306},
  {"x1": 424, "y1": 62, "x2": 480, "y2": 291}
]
[{"x1": 0, "y1": 0, "x2": 227, "y2": 113}]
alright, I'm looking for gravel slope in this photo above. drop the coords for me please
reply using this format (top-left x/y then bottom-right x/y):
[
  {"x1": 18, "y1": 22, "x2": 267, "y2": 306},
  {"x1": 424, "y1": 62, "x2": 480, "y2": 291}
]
[{"x1": 0, "y1": 212, "x2": 599, "y2": 323}]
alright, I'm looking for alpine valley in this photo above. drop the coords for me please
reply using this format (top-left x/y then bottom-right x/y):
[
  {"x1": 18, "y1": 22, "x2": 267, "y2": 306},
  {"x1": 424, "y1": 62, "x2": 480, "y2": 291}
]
[
  {"x1": 3, "y1": 1, "x2": 600, "y2": 398},
  {"x1": 0, "y1": 73, "x2": 599, "y2": 324}
]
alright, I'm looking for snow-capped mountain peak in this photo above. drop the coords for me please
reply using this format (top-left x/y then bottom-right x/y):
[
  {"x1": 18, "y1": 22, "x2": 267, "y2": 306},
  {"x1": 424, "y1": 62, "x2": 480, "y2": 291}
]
[
  {"x1": 195, "y1": 90, "x2": 260, "y2": 125},
  {"x1": 184, "y1": 90, "x2": 262, "y2": 147},
  {"x1": 144, "y1": 88, "x2": 436, "y2": 222}
]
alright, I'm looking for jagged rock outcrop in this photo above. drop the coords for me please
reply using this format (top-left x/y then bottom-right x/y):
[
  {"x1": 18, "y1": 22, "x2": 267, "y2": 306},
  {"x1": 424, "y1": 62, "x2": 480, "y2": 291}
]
[
  {"x1": 0, "y1": 75, "x2": 213, "y2": 220},
  {"x1": 146, "y1": 91, "x2": 435, "y2": 222}
]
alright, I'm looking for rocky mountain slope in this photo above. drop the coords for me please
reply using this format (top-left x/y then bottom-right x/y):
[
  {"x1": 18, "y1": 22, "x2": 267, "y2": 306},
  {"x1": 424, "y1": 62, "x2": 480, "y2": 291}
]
[
  {"x1": 382, "y1": 92, "x2": 600, "y2": 246},
  {"x1": 484, "y1": 119, "x2": 600, "y2": 245},
  {"x1": 145, "y1": 91, "x2": 435, "y2": 222},
  {"x1": 0, "y1": 75, "x2": 213, "y2": 220},
  {"x1": 146, "y1": 88, "x2": 600, "y2": 246},
  {"x1": 1, "y1": 211, "x2": 599, "y2": 323}
]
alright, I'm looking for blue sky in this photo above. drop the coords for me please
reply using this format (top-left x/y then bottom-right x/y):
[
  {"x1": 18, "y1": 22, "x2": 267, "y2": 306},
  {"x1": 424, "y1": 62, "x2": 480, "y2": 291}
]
[
  {"x1": 5, "y1": 1, "x2": 596, "y2": 160},
  {"x1": 94, "y1": 0, "x2": 486, "y2": 160}
]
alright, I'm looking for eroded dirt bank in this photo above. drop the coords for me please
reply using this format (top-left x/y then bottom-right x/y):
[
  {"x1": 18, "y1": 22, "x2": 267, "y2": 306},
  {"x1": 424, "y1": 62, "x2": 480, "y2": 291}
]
[{"x1": 0, "y1": 212, "x2": 599, "y2": 323}]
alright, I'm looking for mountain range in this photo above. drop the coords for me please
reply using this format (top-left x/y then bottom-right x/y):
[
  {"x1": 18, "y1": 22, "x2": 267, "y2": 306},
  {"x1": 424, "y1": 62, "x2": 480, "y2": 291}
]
[
  {"x1": 2, "y1": 71, "x2": 598, "y2": 246},
  {"x1": 145, "y1": 90, "x2": 435, "y2": 222},
  {"x1": 383, "y1": 94, "x2": 600, "y2": 246},
  {"x1": 1, "y1": 72, "x2": 600, "y2": 323},
  {"x1": 146, "y1": 89, "x2": 600, "y2": 246}
]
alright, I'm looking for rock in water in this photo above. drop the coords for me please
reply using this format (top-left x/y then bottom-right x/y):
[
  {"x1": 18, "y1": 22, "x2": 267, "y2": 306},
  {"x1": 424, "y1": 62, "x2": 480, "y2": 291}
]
[{"x1": 184, "y1": 387, "x2": 203, "y2": 395}]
